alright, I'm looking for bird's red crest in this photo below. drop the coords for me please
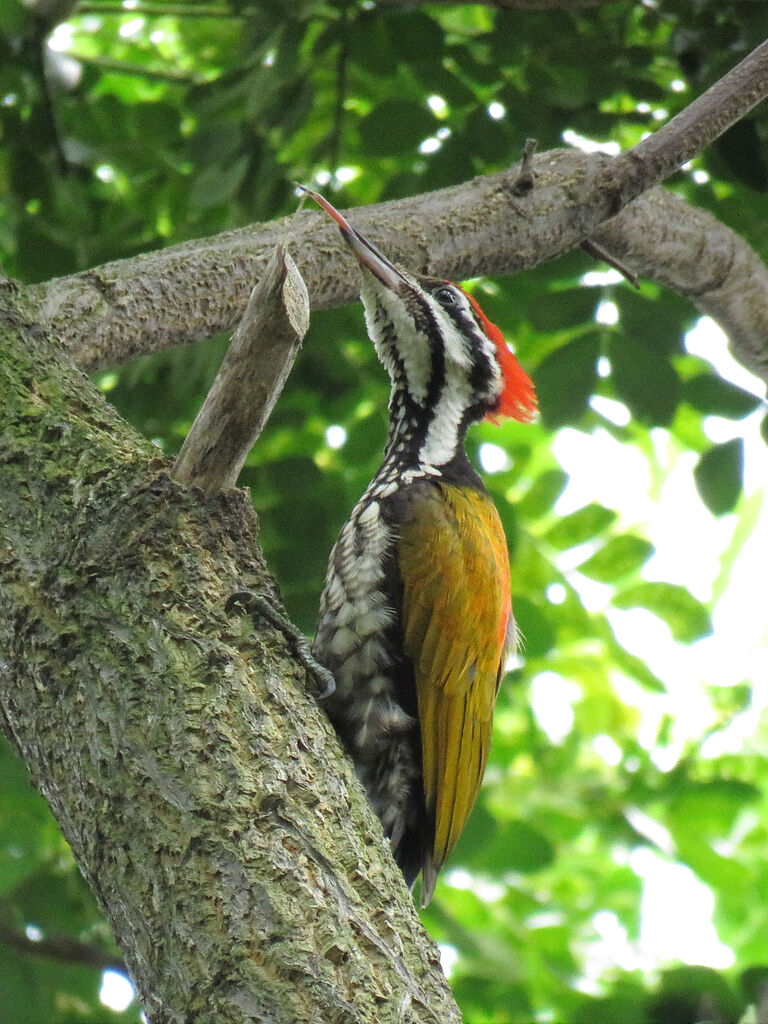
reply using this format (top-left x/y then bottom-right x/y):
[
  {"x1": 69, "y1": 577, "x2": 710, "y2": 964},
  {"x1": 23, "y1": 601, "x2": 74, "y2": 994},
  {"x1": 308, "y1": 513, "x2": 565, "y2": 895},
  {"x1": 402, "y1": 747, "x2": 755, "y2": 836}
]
[{"x1": 461, "y1": 289, "x2": 537, "y2": 424}]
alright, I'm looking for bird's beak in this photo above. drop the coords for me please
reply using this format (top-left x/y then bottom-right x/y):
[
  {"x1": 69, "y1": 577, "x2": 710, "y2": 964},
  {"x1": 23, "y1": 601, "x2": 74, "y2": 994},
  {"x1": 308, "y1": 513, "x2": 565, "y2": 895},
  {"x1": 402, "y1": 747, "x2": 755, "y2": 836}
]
[{"x1": 296, "y1": 184, "x2": 406, "y2": 290}]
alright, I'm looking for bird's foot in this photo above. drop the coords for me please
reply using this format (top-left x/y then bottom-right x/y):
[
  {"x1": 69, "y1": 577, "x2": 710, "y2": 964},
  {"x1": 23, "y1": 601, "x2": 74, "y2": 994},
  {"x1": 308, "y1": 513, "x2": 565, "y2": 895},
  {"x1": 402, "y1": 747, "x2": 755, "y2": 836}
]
[{"x1": 225, "y1": 590, "x2": 336, "y2": 700}]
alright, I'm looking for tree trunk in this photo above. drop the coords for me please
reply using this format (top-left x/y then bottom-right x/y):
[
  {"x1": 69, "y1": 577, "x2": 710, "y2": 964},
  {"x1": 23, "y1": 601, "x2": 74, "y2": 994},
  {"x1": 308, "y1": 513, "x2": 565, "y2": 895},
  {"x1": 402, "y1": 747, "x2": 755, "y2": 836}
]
[{"x1": 0, "y1": 287, "x2": 460, "y2": 1022}]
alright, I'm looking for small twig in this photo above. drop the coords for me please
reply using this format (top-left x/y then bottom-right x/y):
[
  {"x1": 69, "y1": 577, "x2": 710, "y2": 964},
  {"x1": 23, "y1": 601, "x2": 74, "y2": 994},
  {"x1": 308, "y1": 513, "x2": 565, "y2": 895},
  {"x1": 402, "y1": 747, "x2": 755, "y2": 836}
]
[
  {"x1": 0, "y1": 924, "x2": 125, "y2": 972},
  {"x1": 509, "y1": 137, "x2": 537, "y2": 196},
  {"x1": 580, "y1": 238, "x2": 640, "y2": 289},
  {"x1": 172, "y1": 243, "x2": 309, "y2": 492},
  {"x1": 75, "y1": 2, "x2": 245, "y2": 16},
  {"x1": 73, "y1": 53, "x2": 209, "y2": 84},
  {"x1": 328, "y1": 8, "x2": 350, "y2": 177}
]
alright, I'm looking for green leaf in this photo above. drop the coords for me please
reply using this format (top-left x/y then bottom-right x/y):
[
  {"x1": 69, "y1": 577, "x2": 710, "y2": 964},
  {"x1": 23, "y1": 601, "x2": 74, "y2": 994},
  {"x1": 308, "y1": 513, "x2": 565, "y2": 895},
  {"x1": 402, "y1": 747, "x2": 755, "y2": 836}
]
[
  {"x1": 188, "y1": 155, "x2": 250, "y2": 209},
  {"x1": 0, "y1": 0, "x2": 27, "y2": 34},
  {"x1": 608, "y1": 336, "x2": 681, "y2": 425},
  {"x1": 462, "y1": 107, "x2": 511, "y2": 162},
  {"x1": 0, "y1": 738, "x2": 60, "y2": 896},
  {"x1": 618, "y1": 287, "x2": 691, "y2": 355},
  {"x1": 651, "y1": 966, "x2": 740, "y2": 1024},
  {"x1": 683, "y1": 374, "x2": 762, "y2": 419},
  {"x1": 501, "y1": 821, "x2": 556, "y2": 873},
  {"x1": 528, "y1": 290, "x2": 597, "y2": 333},
  {"x1": 0, "y1": 948, "x2": 114, "y2": 1024},
  {"x1": 577, "y1": 535, "x2": 654, "y2": 582},
  {"x1": 609, "y1": 643, "x2": 666, "y2": 693},
  {"x1": 455, "y1": 805, "x2": 556, "y2": 874},
  {"x1": 385, "y1": 11, "x2": 444, "y2": 63},
  {"x1": 358, "y1": 101, "x2": 437, "y2": 156},
  {"x1": 613, "y1": 582, "x2": 712, "y2": 642},
  {"x1": 347, "y1": 13, "x2": 397, "y2": 74},
  {"x1": 712, "y1": 118, "x2": 768, "y2": 191},
  {"x1": 544, "y1": 503, "x2": 617, "y2": 549},
  {"x1": 512, "y1": 597, "x2": 556, "y2": 658},
  {"x1": 532, "y1": 334, "x2": 600, "y2": 428},
  {"x1": 667, "y1": 780, "x2": 760, "y2": 838},
  {"x1": 694, "y1": 439, "x2": 744, "y2": 515},
  {"x1": 517, "y1": 468, "x2": 570, "y2": 519},
  {"x1": 741, "y1": 966, "x2": 768, "y2": 1006}
]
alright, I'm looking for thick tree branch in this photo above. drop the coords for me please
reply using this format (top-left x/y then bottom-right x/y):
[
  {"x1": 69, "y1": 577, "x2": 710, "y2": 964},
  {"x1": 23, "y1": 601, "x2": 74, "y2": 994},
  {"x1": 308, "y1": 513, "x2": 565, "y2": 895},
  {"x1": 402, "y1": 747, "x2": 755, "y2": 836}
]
[
  {"x1": 593, "y1": 190, "x2": 768, "y2": 382},
  {"x1": 0, "y1": 288, "x2": 460, "y2": 1023},
  {"x1": 30, "y1": 151, "x2": 768, "y2": 385},
  {"x1": 172, "y1": 244, "x2": 309, "y2": 491},
  {"x1": 27, "y1": 40, "x2": 768, "y2": 384}
]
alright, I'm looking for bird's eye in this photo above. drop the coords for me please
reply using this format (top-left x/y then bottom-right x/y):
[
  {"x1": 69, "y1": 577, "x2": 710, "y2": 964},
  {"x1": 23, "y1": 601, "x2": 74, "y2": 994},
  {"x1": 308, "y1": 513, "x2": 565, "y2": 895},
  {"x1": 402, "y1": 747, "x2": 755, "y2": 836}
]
[{"x1": 434, "y1": 286, "x2": 457, "y2": 305}]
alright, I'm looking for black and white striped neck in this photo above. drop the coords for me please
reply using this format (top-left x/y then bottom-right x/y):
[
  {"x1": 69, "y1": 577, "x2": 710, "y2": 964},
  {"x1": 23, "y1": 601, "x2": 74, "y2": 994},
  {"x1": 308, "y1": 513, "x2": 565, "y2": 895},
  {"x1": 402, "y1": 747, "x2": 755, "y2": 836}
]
[{"x1": 382, "y1": 372, "x2": 481, "y2": 471}]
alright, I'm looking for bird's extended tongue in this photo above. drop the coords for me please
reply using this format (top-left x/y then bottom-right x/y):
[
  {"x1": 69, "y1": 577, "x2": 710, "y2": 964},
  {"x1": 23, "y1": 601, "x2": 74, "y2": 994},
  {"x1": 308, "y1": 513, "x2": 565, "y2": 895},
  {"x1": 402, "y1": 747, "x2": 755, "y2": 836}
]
[{"x1": 296, "y1": 184, "x2": 404, "y2": 289}]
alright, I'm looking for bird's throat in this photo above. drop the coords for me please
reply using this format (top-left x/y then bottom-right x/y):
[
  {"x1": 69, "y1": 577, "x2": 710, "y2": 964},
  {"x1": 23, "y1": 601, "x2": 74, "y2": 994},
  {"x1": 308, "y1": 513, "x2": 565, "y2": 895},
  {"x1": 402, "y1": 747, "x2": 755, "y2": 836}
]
[{"x1": 384, "y1": 378, "x2": 472, "y2": 473}]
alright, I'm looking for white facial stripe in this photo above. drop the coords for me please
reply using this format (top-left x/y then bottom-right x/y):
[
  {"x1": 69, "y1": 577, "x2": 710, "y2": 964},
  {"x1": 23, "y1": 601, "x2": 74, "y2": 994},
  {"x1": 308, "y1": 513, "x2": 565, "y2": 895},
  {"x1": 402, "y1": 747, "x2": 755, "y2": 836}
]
[
  {"x1": 361, "y1": 275, "x2": 431, "y2": 404},
  {"x1": 419, "y1": 368, "x2": 474, "y2": 465},
  {"x1": 416, "y1": 293, "x2": 504, "y2": 464},
  {"x1": 429, "y1": 290, "x2": 503, "y2": 402},
  {"x1": 429, "y1": 300, "x2": 474, "y2": 372}
]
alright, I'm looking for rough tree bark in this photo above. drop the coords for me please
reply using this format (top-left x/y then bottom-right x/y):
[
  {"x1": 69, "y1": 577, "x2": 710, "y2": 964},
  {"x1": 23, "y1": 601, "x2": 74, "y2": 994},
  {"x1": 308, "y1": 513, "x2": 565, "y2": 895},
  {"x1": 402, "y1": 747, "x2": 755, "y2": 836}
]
[{"x1": 0, "y1": 284, "x2": 460, "y2": 1022}]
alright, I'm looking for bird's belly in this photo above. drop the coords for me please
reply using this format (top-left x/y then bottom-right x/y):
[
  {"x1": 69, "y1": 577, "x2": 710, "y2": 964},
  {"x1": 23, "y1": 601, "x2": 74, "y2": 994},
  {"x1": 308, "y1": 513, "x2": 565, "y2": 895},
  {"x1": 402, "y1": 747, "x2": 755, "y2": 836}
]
[
  {"x1": 314, "y1": 549, "x2": 413, "y2": 748},
  {"x1": 313, "y1": 499, "x2": 422, "y2": 845}
]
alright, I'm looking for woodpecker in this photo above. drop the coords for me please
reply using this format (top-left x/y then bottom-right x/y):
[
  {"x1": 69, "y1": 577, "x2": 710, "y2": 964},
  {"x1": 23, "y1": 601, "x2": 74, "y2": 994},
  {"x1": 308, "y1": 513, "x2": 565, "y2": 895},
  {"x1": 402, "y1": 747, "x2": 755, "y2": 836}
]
[{"x1": 301, "y1": 187, "x2": 536, "y2": 906}]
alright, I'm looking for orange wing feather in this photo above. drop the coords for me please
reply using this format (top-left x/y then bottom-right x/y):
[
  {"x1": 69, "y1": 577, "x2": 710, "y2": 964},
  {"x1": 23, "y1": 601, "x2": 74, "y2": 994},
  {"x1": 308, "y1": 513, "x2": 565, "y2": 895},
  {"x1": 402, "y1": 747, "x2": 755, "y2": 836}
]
[{"x1": 396, "y1": 482, "x2": 514, "y2": 905}]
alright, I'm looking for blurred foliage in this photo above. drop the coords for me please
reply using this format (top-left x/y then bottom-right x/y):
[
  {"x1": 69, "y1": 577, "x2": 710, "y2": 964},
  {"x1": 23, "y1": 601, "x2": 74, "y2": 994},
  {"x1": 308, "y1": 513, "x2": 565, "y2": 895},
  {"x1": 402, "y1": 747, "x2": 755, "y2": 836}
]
[{"x1": 1, "y1": 0, "x2": 768, "y2": 1021}]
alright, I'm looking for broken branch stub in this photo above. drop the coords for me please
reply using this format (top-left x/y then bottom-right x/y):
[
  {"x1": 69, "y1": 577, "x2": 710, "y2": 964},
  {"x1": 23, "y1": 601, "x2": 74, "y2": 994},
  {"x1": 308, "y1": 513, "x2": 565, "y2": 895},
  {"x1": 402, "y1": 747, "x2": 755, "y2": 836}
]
[{"x1": 172, "y1": 244, "x2": 309, "y2": 492}]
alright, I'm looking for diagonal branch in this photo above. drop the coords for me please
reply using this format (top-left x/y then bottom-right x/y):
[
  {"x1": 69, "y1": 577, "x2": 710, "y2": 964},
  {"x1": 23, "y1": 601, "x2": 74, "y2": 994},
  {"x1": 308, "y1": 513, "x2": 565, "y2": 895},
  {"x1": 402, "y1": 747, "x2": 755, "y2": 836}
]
[
  {"x1": 30, "y1": 155, "x2": 768, "y2": 386},
  {"x1": 172, "y1": 244, "x2": 309, "y2": 491},
  {"x1": 593, "y1": 189, "x2": 768, "y2": 382},
  {"x1": 594, "y1": 38, "x2": 768, "y2": 215}
]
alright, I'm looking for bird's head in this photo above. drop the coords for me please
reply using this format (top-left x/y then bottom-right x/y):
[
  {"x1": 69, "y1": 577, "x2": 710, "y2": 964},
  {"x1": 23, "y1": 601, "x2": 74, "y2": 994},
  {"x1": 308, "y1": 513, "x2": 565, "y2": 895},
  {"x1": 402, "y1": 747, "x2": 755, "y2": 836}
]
[{"x1": 299, "y1": 187, "x2": 536, "y2": 461}]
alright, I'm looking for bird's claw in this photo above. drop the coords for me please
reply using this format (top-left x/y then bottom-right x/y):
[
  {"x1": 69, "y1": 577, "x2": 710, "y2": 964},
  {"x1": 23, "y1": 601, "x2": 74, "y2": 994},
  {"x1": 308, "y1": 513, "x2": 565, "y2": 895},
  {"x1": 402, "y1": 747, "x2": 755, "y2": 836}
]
[
  {"x1": 226, "y1": 588, "x2": 336, "y2": 700},
  {"x1": 225, "y1": 590, "x2": 259, "y2": 615}
]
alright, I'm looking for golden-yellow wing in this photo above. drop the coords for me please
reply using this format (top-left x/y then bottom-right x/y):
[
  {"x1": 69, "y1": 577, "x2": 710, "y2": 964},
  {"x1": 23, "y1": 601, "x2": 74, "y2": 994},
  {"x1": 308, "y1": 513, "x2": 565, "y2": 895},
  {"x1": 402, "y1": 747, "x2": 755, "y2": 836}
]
[{"x1": 396, "y1": 481, "x2": 514, "y2": 904}]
